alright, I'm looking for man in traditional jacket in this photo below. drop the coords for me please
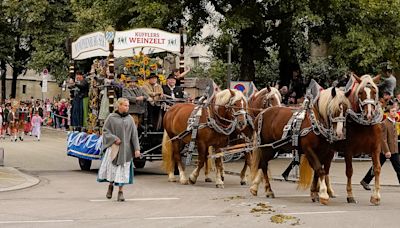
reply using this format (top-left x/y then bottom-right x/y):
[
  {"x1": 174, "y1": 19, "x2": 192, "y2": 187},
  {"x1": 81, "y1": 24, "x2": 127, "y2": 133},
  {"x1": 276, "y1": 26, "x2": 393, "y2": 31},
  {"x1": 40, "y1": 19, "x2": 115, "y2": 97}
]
[
  {"x1": 122, "y1": 76, "x2": 150, "y2": 126},
  {"x1": 162, "y1": 74, "x2": 184, "y2": 100},
  {"x1": 142, "y1": 73, "x2": 163, "y2": 129},
  {"x1": 97, "y1": 98, "x2": 141, "y2": 202}
]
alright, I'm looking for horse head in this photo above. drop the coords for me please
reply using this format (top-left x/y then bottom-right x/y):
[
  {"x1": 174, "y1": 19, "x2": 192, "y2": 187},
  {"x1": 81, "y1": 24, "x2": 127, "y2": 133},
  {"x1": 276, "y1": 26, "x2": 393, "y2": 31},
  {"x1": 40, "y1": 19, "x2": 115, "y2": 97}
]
[
  {"x1": 318, "y1": 87, "x2": 351, "y2": 141},
  {"x1": 263, "y1": 86, "x2": 282, "y2": 108},
  {"x1": 214, "y1": 89, "x2": 248, "y2": 131},
  {"x1": 352, "y1": 74, "x2": 380, "y2": 122}
]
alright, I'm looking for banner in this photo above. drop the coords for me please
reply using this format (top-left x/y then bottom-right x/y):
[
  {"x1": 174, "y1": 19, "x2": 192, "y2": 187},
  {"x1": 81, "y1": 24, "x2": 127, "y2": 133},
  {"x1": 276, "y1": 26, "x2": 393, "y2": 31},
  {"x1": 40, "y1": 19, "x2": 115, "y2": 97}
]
[
  {"x1": 72, "y1": 32, "x2": 109, "y2": 60},
  {"x1": 230, "y1": 81, "x2": 258, "y2": 98},
  {"x1": 114, "y1": 28, "x2": 180, "y2": 53}
]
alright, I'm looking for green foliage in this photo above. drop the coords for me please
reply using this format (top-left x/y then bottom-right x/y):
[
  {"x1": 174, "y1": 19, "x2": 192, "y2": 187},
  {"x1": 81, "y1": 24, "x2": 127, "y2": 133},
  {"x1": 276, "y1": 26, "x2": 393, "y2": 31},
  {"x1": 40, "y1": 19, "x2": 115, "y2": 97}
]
[{"x1": 25, "y1": 0, "x2": 73, "y2": 83}]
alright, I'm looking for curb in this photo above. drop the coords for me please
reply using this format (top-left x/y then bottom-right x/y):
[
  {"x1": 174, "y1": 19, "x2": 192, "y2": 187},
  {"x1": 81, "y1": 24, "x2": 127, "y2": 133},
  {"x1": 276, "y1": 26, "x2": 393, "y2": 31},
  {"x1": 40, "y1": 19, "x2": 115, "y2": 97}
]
[{"x1": 0, "y1": 167, "x2": 40, "y2": 192}]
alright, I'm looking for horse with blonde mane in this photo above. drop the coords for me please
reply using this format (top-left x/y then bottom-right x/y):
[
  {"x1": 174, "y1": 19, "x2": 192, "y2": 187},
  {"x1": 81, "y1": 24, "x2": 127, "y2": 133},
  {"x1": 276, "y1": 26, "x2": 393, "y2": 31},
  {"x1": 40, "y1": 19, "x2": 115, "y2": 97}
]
[
  {"x1": 330, "y1": 74, "x2": 382, "y2": 205},
  {"x1": 235, "y1": 85, "x2": 282, "y2": 185},
  {"x1": 162, "y1": 89, "x2": 248, "y2": 188},
  {"x1": 250, "y1": 86, "x2": 351, "y2": 205}
]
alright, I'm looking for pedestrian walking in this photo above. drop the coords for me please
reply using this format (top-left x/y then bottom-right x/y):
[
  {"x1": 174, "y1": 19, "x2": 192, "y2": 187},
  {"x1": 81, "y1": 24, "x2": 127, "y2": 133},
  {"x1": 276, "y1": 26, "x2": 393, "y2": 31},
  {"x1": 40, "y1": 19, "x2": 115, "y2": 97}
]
[
  {"x1": 97, "y1": 98, "x2": 141, "y2": 201},
  {"x1": 31, "y1": 111, "x2": 44, "y2": 141},
  {"x1": 360, "y1": 103, "x2": 400, "y2": 190}
]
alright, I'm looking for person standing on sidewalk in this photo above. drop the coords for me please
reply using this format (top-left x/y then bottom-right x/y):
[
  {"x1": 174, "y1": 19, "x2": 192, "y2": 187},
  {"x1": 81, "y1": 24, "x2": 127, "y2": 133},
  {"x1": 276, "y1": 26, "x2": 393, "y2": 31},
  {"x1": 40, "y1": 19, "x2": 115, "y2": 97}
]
[
  {"x1": 360, "y1": 103, "x2": 400, "y2": 190},
  {"x1": 97, "y1": 98, "x2": 141, "y2": 201}
]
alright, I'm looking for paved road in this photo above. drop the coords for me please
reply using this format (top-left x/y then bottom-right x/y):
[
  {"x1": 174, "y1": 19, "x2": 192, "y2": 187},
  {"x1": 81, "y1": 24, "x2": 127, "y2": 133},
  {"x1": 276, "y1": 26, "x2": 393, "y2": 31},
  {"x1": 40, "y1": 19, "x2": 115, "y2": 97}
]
[{"x1": 0, "y1": 129, "x2": 400, "y2": 227}]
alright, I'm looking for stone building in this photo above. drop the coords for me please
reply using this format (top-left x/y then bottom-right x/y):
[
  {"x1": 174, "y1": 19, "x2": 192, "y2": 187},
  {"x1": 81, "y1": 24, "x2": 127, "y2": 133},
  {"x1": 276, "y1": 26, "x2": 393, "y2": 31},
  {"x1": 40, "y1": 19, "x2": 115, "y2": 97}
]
[{"x1": 1, "y1": 65, "x2": 69, "y2": 101}]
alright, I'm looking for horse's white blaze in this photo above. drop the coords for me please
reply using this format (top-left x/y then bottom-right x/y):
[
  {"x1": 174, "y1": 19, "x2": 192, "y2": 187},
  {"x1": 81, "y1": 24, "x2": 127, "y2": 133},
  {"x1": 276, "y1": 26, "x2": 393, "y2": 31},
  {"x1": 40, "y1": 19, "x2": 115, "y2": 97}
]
[
  {"x1": 336, "y1": 105, "x2": 344, "y2": 138},
  {"x1": 364, "y1": 87, "x2": 372, "y2": 119}
]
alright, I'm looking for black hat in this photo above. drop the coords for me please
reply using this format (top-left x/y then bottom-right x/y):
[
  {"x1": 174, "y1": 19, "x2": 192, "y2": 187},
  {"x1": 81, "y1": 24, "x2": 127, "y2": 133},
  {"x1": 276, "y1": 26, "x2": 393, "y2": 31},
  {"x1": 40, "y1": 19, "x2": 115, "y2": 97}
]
[
  {"x1": 147, "y1": 73, "x2": 158, "y2": 79},
  {"x1": 126, "y1": 75, "x2": 137, "y2": 82},
  {"x1": 167, "y1": 73, "x2": 176, "y2": 80}
]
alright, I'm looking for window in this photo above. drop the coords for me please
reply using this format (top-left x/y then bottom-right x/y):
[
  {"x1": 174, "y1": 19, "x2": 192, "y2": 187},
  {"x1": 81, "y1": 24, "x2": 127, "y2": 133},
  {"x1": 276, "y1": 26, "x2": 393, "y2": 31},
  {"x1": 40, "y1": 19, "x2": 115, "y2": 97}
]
[
  {"x1": 22, "y1": 85, "x2": 26, "y2": 94},
  {"x1": 191, "y1": 56, "x2": 199, "y2": 67}
]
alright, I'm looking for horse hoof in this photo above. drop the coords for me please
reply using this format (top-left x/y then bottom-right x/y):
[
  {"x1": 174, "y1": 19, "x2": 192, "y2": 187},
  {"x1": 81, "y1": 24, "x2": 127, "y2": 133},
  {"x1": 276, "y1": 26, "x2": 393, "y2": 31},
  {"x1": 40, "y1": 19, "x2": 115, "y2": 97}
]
[
  {"x1": 216, "y1": 184, "x2": 224, "y2": 189},
  {"x1": 250, "y1": 188, "x2": 258, "y2": 196},
  {"x1": 266, "y1": 192, "x2": 275, "y2": 198},
  {"x1": 330, "y1": 195, "x2": 337, "y2": 199},
  {"x1": 205, "y1": 177, "x2": 212, "y2": 182},
  {"x1": 320, "y1": 197, "x2": 329, "y2": 205},
  {"x1": 189, "y1": 178, "x2": 196, "y2": 185},
  {"x1": 168, "y1": 178, "x2": 177, "y2": 182},
  {"x1": 370, "y1": 196, "x2": 380, "y2": 206},
  {"x1": 311, "y1": 196, "x2": 319, "y2": 202},
  {"x1": 221, "y1": 176, "x2": 225, "y2": 181},
  {"x1": 347, "y1": 197, "x2": 357, "y2": 204},
  {"x1": 180, "y1": 179, "x2": 189, "y2": 185},
  {"x1": 240, "y1": 181, "x2": 247, "y2": 185}
]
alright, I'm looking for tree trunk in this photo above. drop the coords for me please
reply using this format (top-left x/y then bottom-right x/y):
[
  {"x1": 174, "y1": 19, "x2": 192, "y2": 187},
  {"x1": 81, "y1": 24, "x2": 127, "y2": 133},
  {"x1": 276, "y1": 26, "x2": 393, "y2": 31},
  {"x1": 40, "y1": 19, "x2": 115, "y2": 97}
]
[
  {"x1": 11, "y1": 68, "x2": 18, "y2": 99},
  {"x1": 240, "y1": 49, "x2": 256, "y2": 81},
  {"x1": 277, "y1": 17, "x2": 298, "y2": 88},
  {"x1": 1, "y1": 61, "x2": 6, "y2": 102},
  {"x1": 239, "y1": 30, "x2": 256, "y2": 82}
]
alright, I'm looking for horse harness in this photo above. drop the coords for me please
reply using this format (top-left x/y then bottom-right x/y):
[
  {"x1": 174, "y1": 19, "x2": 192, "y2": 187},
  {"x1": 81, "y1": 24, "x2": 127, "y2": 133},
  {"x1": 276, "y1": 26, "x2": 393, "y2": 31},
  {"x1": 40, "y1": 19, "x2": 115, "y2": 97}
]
[{"x1": 255, "y1": 93, "x2": 347, "y2": 156}]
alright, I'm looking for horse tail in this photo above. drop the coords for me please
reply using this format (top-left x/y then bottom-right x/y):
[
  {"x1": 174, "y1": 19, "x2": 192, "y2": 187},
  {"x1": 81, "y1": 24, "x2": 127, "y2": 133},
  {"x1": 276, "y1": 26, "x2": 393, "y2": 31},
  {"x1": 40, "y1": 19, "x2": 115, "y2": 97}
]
[
  {"x1": 297, "y1": 154, "x2": 313, "y2": 189},
  {"x1": 162, "y1": 130, "x2": 174, "y2": 173},
  {"x1": 250, "y1": 131, "x2": 262, "y2": 182}
]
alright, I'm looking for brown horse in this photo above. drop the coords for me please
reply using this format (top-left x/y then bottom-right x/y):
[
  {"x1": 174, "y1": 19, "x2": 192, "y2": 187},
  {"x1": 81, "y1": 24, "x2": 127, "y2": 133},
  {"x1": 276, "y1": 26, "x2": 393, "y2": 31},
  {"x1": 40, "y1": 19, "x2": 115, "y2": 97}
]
[
  {"x1": 330, "y1": 74, "x2": 382, "y2": 205},
  {"x1": 162, "y1": 89, "x2": 248, "y2": 188},
  {"x1": 250, "y1": 87, "x2": 351, "y2": 205},
  {"x1": 248, "y1": 86, "x2": 282, "y2": 117},
  {"x1": 236, "y1": 86, "x2": 282, "y2": 185}
]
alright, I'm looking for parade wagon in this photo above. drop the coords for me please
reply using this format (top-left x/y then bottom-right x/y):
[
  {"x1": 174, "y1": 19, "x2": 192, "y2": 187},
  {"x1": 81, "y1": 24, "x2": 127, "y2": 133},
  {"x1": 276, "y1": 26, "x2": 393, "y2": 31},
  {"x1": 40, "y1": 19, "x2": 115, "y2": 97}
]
[{"x1": 66, "y1": 28, "x2": 213, "y2": 170}]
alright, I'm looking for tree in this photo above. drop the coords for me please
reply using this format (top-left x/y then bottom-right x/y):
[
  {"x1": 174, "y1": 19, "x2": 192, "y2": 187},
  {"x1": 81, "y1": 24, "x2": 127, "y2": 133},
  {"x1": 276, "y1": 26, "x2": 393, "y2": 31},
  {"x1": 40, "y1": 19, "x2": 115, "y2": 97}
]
[
  {"x1": 26, "y1": 0, "x2": 73, "y2": 83},
  {"x1": 309, "y1": 0, "x2": 400, "y2": 74},
  {"x1": 1, "y1": 0, "x2": 32, "y2": 98}
]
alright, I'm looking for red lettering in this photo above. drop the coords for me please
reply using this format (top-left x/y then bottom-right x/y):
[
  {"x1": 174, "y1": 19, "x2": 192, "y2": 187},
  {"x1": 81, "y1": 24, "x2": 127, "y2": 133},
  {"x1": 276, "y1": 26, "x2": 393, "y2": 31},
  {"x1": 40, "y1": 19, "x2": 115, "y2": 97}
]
[{"x1": 129, "y1": 37, "x2": 136, "y2": 43}]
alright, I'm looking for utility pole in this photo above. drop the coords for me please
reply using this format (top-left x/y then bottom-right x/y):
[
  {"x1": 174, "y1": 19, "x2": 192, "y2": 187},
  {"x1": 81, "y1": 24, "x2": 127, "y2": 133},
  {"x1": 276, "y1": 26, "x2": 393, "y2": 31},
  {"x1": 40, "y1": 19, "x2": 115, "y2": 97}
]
[{"x1": 227, "y1": 43, "x2": 233, "y2": 89}]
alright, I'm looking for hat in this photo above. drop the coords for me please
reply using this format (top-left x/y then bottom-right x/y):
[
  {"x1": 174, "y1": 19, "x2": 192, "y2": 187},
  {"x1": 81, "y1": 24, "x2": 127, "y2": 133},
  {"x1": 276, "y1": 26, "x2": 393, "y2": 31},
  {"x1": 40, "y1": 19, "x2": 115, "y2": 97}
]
[
  {"x1": 126, "y1": 75, "x2": 137, "y2": 82},
  {"x1": 167, "y1": 74, "x2": 176, "y2": 80},
  {"x1": 147, "y1": 73, "x2": 158, "y2": 79}
]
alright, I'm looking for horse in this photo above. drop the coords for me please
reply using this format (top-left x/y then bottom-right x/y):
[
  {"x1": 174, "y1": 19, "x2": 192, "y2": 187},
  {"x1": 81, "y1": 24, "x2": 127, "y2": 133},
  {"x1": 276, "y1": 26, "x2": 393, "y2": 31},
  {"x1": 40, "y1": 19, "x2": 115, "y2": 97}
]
[
  {"x1": 250, "y1": 86, "x2": 351, "y2": 205},
  {"x1": 235, "y1": 85, "x2": 282, "y2": 185},
  {"x1": 329, "y1": 74, "x2": 382, "y2": 205},
  {"x1": 162, "y1": 89, "x2": 248, "y2": 188},
  {"x1": 248, "y1": 86, "x2": 282, "y2": 117}
]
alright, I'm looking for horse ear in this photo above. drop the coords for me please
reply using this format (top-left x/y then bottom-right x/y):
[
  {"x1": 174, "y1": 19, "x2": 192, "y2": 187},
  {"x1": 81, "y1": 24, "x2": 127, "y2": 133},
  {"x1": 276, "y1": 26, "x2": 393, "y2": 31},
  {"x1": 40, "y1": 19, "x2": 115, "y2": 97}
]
[
  {"x1": 331, "y1": 87, "x2": 337, "y2": 98},
  {"x1": 266, "y1": 85, "x2": 271, "y2": 93},
  {"x1": 351, "y1": 73, "x2": 362, "y2": 83},
  {"x1": 229, "y1": 89, "x2": 235, "y2": 97},
  {"x1": 373, "y1": 74, "x2": 381, "y2": 84}
]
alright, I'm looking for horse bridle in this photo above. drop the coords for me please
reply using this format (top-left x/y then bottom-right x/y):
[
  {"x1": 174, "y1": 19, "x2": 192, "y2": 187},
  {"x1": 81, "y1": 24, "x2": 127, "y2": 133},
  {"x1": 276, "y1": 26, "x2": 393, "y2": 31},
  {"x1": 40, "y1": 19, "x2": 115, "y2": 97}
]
[{"x1": 328, "y1": 103, "x2": 348, "y2": 140}]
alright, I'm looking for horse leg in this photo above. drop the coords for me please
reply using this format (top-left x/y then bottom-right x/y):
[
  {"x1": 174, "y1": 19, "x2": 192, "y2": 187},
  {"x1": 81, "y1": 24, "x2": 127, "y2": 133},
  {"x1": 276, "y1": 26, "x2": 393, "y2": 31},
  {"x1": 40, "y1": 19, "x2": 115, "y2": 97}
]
[
  {"x1": 189, "y1": 143, "x2": 207, "y2": 185},
  {"x1": 215, "y1": 156, "x2": 225, "y2": 188},
  {"x1": 204, "y1": 146, "x2": 213, "y2": 182},
  {"x1": 324, "y1": 150, "x2": 336, "y2": 198},
  {"x1": 173, "y1": 142, "x2": 189, "y2": 185},
  {"x1": 370, "y1": 147, "x2": 381, "y2": 205},
  {"x1": 345, "y1": 154, "x2": 356, "y2": 203},
  {"x1": 318, "y1": 172, "x2": 329, "y2": 205},
  {"x1": 250, "y1": 169, "x2": 263, "y2": 196},
  {"x1": 263, "y1": 166, "x2": 275, "y2": 198},
  {"x1": 240, "y1": 153, "x2": 251, "y2": 185},
  {"x1": 310, "y1": 172, "x2": 320, "y2": 202}
]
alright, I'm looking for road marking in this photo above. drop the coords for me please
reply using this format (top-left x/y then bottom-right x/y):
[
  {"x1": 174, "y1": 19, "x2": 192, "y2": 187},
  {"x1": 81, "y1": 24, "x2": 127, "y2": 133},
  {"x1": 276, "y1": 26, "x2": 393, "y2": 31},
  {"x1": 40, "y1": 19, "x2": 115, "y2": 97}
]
[
  {"x1": 286, "y1": 211, "x2": 348, "y2": 215},
  {"x1": 0, "y1": 220, "x2": 74, "y2": 224},
  {"x1": 144, "y1": 215, "x2": 217, "y2": 220},
  {"x1": 90, "y1": 197, "x2": 180, "y2": 202}
]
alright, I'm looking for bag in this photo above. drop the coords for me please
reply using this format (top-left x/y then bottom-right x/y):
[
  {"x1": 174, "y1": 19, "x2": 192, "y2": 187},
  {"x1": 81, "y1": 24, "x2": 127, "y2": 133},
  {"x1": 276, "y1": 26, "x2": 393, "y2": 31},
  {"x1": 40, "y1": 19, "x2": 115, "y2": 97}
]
[{"x1": 110, "y1": 144, "x2": 120, "y2": 161}]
